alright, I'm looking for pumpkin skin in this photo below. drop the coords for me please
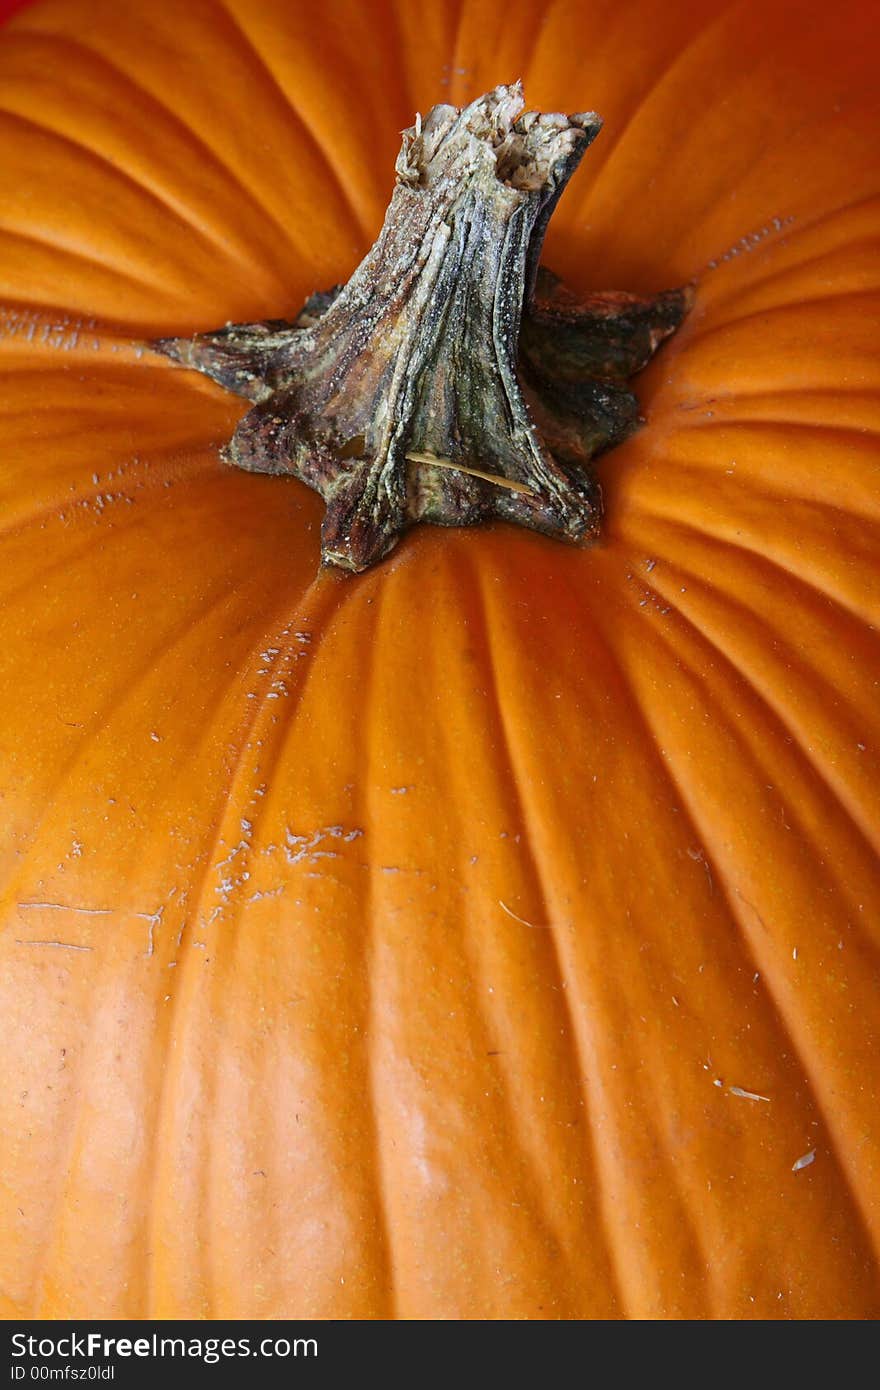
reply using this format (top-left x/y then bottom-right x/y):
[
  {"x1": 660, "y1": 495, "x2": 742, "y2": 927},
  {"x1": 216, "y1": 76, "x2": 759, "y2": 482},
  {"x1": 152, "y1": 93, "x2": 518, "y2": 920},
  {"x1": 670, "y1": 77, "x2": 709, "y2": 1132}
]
[{"x1": 1, "y1": 0, "x2": 880, "y2": 1321}]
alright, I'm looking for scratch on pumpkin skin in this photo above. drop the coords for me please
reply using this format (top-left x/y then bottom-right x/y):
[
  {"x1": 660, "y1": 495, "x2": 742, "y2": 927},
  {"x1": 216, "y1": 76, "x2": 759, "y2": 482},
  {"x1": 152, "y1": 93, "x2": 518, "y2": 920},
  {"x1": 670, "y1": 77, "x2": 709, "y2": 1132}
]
[
  {"x1": 686, "y1": 846, "x2": 714, "y2": 895},
  {"x1": 14, "y1": 939, "x2": 93, "y2": 952},
  {"x1": 16, "y1": 899, "x2": 165, "y2": 956},
  {"x1": 498, "y1": 898, "x2": 551, "y2": 929},
  {"x1": 728, "y1": 1085, "x2": 771, "y2": 1103}
]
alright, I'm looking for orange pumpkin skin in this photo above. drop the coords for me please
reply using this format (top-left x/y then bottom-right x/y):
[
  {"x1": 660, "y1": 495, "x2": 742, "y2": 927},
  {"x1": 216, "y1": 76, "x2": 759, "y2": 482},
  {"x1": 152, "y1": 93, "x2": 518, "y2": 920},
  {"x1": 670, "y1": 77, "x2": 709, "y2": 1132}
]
[{"x1": 1, "y1": 0, "x2": 879, "y2": 1320}]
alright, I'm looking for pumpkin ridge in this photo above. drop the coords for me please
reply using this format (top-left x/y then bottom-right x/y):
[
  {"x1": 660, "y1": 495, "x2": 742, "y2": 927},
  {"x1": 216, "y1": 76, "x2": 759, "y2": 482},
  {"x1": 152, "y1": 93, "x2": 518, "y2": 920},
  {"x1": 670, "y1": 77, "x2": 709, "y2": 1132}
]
[
  {"x1": 148, "y1": 573, "x2": 351, "y2": 952},
  {"x1": 589, "y1": 638, "x2": 879, "y2": 1306},
  {"x1": 140, "y1": 572, "x2": 356, "y2": 1317},
  {"x1": 627, "y1": 427, "x2": 880, "y2": 529},
  {"x1": 208, "y1": 0, "x2": 369, "y2": 246},
  {"x1": 683, "y1": 386, "x2": 880, "y2": 420},
  {"x1": 494, "y1": 0, "x2": 549, "y2": 105},
  {"x1": 697, "y1": 194, "x2": 880, "y2": 317},
  {"x1": 674, "y1": 417, "x2": 880, "y2": 452},
  {"x1": 628, "y1": 510, "x2": 878, "y2": 631},
  {"x1": 0, "y1": 105, "x2": 251, "y2": 266},
  {"x1": 681, "y1": 289, "x2": 880, "y2": 354},
  {"x1": 566, "y1": 0, "x2": 740, "y2": 210},
  {"x1": 0, "y1": 580, "x2": 246, "y2": 927},
  {"x1": 0, "y1": 476, "x2": 227, "y2": 604},
  {"x1": 462, "y1": 553, "x2": 624, "y2": 1316},
  {"x1": 379, "y1": 0, "x2": 418, "y2": 147},
  {"x1": 629, "y1": 558, "x2": 880, "y2": 865},
  {"x1": 697, "y1": 233, "x2": 880, "y2": 321},
  {"x1": 665, "y1": 421, "x2": 880, "y2": 523},
  {"x1": 473, "y1": 554, "x2": 716, "y2": 1314},
  {"x1": 525, "y1": 575, "x2": 748, "y2": 1316},
  {"x1": 0, "y1": 224, "x2": 161, "y2": 299},
  {"x1": 347, "y1": 581, "x2": 400, "y2": 1319},
  {"x1": 0, "y1": 444, "x2": 218, "y2": 551},
  {"x1": 604, "y1": 599, "x2": 880, "y2": 1269},
  {"x1": 0, "y1": 28, "x2": 303, "y2": 285},
  {"x1": 761, "y1": 190, "x2": 880, "y2": 259}
]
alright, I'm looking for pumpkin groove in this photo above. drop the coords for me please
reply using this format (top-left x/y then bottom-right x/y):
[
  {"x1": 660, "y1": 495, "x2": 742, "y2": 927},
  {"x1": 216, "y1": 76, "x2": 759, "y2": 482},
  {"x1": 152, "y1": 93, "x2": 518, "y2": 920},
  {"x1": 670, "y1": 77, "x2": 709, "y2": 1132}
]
[{"x1": 1, "y1": 0, "x2": 879, "y2": 1319}]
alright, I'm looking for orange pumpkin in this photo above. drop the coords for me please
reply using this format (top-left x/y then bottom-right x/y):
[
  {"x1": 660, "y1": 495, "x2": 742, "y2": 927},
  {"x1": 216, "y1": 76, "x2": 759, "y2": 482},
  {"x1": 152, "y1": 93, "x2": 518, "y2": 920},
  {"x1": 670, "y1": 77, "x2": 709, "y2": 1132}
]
[{"x1": 1, "y1": 0, "x2": 879, "y2": 1320}]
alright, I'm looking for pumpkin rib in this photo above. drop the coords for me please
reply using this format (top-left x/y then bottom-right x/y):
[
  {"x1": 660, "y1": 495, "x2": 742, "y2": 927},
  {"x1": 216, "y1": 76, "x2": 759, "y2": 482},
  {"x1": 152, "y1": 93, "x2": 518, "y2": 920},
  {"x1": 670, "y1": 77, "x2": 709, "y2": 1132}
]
[
  {"x1": 0, "y1": 458, "x2": 234, "y2": 585},
  {"x1": 270, "y1": 586, "x2": 405, "y2": 1320},
  {"x1": 0, "y1": 579, "x2": 249, "y2": 913},
  {"x1": 634, "y1": 563, "x2": 880, "y2": 876},
  {"x1": 452, "y1": 922, "x2": 594, "y2": 1318},
  {"x1": 674, "y1": 293, "x2": 880, "y2": 389},
  {"x1": 567, "y1": 0, "x2": 739, "y2": 203},
  {"x1": 626, "y1": 508, "x2": 877, "y2": 631},
  {"x1": 0, "y1": 108, "x2": 252, "y2": 267},
  {"x1": 340, "y1": 549, "x2": 626, "y2": 1317},
  {"x1": 433, "y1": 561, "x2": 617, "y2": 1312},
  {"x1": 462, "y1": 553, "x2": 629, "y2": 1317},
  {"x1": 0, "y1": 454, "x2": 323, "y2": 831},
  {"x1": 764, "y1": 192, "x2": 880, "y2": 265},
  {"x1": 0, "y1": 16, "x2": 374, "y2": 320},
  {"x1": 343, "y1": 561, "x2": 550, "y2": 1312},
  {"x1": 497, "y1": 0, "x2": 551, "y2": 101},
  {"x1": 0, "y1": 225, "x2": 163, "y2": 300},
  {"x1": 691, "y1": 99, "x2": 880, "y2": 249},
  {"x1": 0, "y1": 443, "x2": 224, "y2": 545},
  {"x1": 611, "y1": 602, "x2": 880, "y2": 1250},
  {"x1": 682, "y1": 289, "x2": 880, "y2": 356},
  {"x1": 380, "y1": 0, "x2": 418, "y2": 139},
  {"x1": 674, "y1": 415, "x2": 880, "y2": 457},
  {"x1": 374, "y1": 551, "x2": 605, "y2": 1317},
  {"x1": 690, "y1": 388, "x2": 880, "y2": 427},
  {"x1": 526, "y1": 565, "x2": 804, "y2": 1316},
  {"x1": 139, "y1": 572, "x2": 355, "y2": 1318},
  {"x1": 591, "y1": 682, "x2": 879, "y2": 1294},
  {"x1": 698, "y1": 233, "x2": 880, "y2": 323},
  {"x1": 304, "y1": 577, "x2": 448, "y2": 1319},
  {"x1": 220, "y1": 0, "x2": 402, "y2": 236},
  {"x1": 697, "y1": 196, "x2": 880, "y2": 317},
  {"x1": 479, "y1": 554, "x2": 744, "y2": 1316},
  {"x1": 658, "y1": 422, "x2": 880, "y2": 526},
  {"x1": 6, "y1": 26, "x2": 311, "y2": 283},
  {"x1": 344, "y1": 582, "x2": 400, "y2": 1321},
  {"x1": 208, "y1": 0, "x2": 370, "y2": 247},
  {"x1": 573, "y1": 18, "x2": 880, "y2": 293},
  {"x1": 611, "y1": 586, "x2": 878, "y2": 1162},
  {"x1": 630, "y1": 431, "x2": 880, "y2": 531}
]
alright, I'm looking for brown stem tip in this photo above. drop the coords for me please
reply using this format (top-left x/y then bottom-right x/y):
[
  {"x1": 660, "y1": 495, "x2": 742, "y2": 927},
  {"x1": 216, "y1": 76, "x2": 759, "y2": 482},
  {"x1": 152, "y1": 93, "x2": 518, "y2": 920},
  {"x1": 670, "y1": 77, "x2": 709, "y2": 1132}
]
[{"x1": 154, "y1": 82, "x2": 692, "y2": 572}]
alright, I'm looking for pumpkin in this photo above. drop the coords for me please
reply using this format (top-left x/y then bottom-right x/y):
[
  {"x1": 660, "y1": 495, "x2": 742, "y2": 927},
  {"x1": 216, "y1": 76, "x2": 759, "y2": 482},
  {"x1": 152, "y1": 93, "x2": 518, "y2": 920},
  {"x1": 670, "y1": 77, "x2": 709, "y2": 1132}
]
[{"x1": 1, "y1": 0, "x2": 879, "y2": 1321}]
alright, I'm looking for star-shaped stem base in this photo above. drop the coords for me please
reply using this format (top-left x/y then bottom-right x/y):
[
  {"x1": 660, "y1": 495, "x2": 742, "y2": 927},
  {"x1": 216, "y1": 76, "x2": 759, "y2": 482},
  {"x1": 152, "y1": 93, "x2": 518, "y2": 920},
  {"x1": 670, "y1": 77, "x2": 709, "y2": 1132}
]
[{"x1": 154, "y1": 83, "x2": 691, "y2": 572}]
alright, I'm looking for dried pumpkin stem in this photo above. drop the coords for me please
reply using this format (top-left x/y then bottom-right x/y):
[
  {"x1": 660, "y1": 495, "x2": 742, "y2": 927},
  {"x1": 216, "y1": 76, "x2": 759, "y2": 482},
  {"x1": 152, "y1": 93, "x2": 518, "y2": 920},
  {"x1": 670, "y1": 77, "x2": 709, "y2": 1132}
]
[{"x1": 154, "y1": 82, "x2": 691, "y2": 572}]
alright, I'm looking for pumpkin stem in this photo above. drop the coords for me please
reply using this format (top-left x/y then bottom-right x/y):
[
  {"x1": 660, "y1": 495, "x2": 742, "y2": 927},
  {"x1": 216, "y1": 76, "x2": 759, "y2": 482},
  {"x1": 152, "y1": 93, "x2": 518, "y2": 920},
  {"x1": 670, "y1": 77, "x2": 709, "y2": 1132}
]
[{"x1": 153, "y1": 82, "x2": 691, "y2": 572}]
